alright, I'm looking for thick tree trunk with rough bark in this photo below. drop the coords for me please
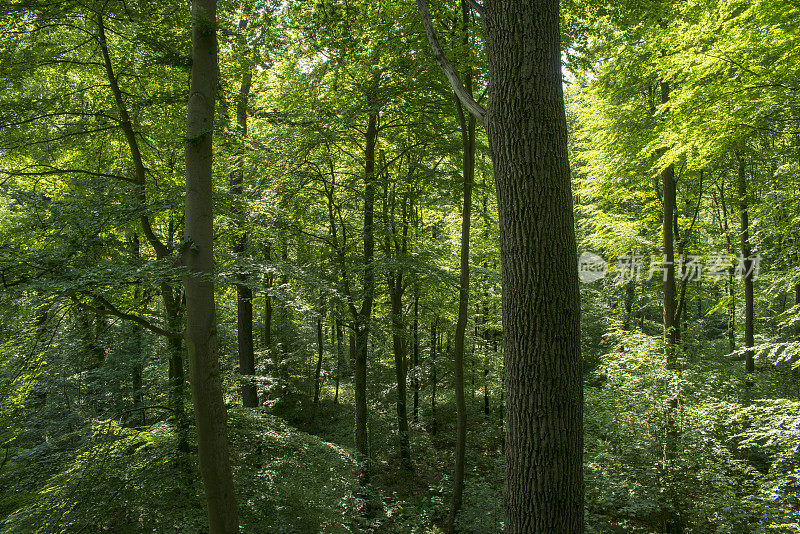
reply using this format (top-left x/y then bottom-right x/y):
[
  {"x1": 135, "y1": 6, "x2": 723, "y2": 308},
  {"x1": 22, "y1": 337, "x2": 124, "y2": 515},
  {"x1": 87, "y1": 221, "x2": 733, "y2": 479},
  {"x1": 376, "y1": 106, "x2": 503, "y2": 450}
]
[
  {"x1": 184, "y1": 1, "x2": 239, "y2": 531},
  {"x1": 484, "y1": 1, "x2": 583, "y2": 530}
]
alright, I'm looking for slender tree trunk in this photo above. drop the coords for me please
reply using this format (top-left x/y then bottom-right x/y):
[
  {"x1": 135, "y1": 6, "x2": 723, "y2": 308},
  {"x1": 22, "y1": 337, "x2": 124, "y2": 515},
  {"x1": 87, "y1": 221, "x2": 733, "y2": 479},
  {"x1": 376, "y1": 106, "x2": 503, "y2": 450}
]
[
  {"x1": 737, "y1": 153, "x2": 755, "y2": 387},
  {"x1": 430, "y1": 316, "x2": 438, "y2": 436},
  {"x1": 661, "y1": 83, "x2": 678, "y2": 364},
  {"x1": 165, "y1": 293, "x2": 189, "y2": 453},
  {"x1": 99, "y1": 8, "x2": 187, "y2": 449},
  {"x1": 484, "y1": 1, "x2": 583, "y2": 530},
  {"x1": 796, "y1": 281, "x2": 800, "y2": 341},
  {"x1": 353, "y1": 111, "x2": 378, "y2": 477},
  {"x1": 389, "y1": 275, "x2": 411, "y2": 468},
  {"x1": 412, "y1": 285, "x2": 420, "y2": 423},
  {"x1": 334, "y1": 319, "x2": 342, "y2": 404},
  {"x1": 129, "y1": 233, "x2": 145, "y2": 426},
  {"x1": 658, "y1": 78, "x2": 682, "y2": 534},
  {"x1": 231, "y1": 20, "x2": 256, "y2": 408},
  {"x1": 314, "y1": 304, "x2": 324, "y2": 406},
  {"x1": 264, "y1": 242, "x2": 272, "y2": 350},
  {"x1": 448, "y1": 33, "x2": 476, "y2": 528},
  {"x1": 184, "y1": 2, "x2": 238, "y2": 530}
]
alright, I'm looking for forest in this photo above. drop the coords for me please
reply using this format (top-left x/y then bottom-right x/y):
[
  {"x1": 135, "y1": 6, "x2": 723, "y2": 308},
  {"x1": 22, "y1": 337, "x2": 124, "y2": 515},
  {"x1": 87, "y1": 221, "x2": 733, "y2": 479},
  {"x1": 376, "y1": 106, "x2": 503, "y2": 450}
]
[{"x1": 0, "y1": 0, "x2": 799, "y2": 532}]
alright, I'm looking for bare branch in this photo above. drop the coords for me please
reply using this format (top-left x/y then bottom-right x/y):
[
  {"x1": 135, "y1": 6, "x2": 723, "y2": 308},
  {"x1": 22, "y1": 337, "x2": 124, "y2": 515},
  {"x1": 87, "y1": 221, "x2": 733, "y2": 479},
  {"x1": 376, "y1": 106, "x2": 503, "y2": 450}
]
[{"x1": 416, "y1": 0, "x2": 487, "y2": 127}]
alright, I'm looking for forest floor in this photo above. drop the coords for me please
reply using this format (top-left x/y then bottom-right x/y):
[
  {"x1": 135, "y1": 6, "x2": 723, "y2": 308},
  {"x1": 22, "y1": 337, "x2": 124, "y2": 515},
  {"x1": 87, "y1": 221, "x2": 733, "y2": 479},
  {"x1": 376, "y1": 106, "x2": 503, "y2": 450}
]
[{"x1": 269, "y1": 379, "x2": 505, "y2": 533}]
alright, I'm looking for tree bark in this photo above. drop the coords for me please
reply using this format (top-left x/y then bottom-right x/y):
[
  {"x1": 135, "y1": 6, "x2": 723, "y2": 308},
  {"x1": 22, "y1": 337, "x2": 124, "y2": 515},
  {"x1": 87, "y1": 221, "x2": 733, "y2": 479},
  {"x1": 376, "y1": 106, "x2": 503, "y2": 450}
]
[
  {"x1": 184, "y1": 1, "x2": 239, "y2": 531},
  {"x1": 484, "y1": 1, "x2": 583, "y2": 530}
]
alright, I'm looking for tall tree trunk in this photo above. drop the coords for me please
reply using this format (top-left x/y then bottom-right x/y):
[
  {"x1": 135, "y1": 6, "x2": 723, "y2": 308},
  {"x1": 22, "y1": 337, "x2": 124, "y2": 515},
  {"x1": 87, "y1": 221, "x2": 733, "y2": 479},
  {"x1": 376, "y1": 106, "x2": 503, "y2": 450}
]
[
  {"x1": 484, "y1": 1, "x2": 583, "y2": 530},
  {"x1": 430, "y1": 316, "x2": 438, "y2": 436},
  {"x1": 661, "y1": 83, "x2": 678, "y2": 364},
  {"x1": 796, "y1": 281, "x2": 800, "y2": 341},
  {"x1": 165, "y1": 291, "x2": 189, "y2": 453},
  {"x1": 334, "y1": 319, "x2": 342, "y2": 404},
  {"x1": 129, "y1": 233, "x2": 145, "y2": 426},
  {"x1": 184, "y1": 1, "x2": 238, "y2": 531},
  {"x1": 389, "y1": 275, "x2": 411, "y2": 469},
  {"x1": 264, "y1": 242, "x2": 272, "y2": 352},
  {"x1": 384, "y1": 186, "x2": 412, "y2": 470},
  {"x1": 353, "y1": 111, "x2": 378, "y2": 476},
  {"x1": 448, "y1": 28, "x2": 476, "y2": 527},
  {"x1": 231, "y1": 35, "x2": 257, "y2": 407},
  {"x1": 412, "y1": 284, "x2": 420, "y2": 423},
  {"x1": 737, "y1": 153, "x2": 755, "y2": 387},
  {"x1": 314, "y1": 303, "x2": 324, "y2": 406}
]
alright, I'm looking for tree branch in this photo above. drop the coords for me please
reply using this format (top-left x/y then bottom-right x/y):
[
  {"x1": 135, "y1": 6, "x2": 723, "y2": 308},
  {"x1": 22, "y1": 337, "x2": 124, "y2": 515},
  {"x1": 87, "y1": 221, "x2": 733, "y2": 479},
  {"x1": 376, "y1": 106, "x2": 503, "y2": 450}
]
[
  {"x1": 467, "y1": 0, "x2": 484, "y2": 17},
  {"x1": 416, "y1": 0, "x2": 487, "y2": 127},
  {"x1": 71, "y1": 295, "x2": 184, "y2": 338}
]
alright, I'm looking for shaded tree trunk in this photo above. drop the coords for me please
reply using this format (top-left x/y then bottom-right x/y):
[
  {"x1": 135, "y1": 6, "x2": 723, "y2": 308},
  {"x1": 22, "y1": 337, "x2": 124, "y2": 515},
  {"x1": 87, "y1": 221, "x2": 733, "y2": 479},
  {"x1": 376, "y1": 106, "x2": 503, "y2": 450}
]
[
  {"x1": 484, "y1": 1, "x2": 583, "y2": 530},
  {"x1": 661, "y1": 83, "x2": 678, "y2": 364},
  {"x1": 737, "y1": 153, "x2": 755, "y2": 387},
  {"x1": 184, "y1": 1, "x2": 238, "y2": 530},
  {"x1": 353, "y1": 111, "x2": 378, "y2": 476},
  {"x1": 334, "y1": 319, "x2": 342, "y2": 404},
  {"x1": 264, "y1": 242, "x2": 272, "y2": 351},
  {"x1": 430, "y1": 316, "x2": 438, "y2": 436},
  {"x1": 412, "y1": 284, "x2": 420, "y2": 423},
  {"x1": 231, "y1": 19, "x2": 257, "y2": 408},
  {"x1": 448, "y1": 33, "x2": 475, "y2": 528},
  {"x1": 314, "y1": 302, "x2": 325, "y2": 406}
]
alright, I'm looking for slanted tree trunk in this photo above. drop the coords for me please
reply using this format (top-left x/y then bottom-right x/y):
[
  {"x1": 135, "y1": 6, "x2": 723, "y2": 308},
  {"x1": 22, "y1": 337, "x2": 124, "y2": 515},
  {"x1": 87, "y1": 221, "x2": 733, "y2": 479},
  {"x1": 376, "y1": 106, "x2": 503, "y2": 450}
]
[
  {"x1": 99, "y1": 11, "x2": 188, "y2": 450},
  {"x1": 184, "y1": 1, "x2": 238, "y2": 530}
]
